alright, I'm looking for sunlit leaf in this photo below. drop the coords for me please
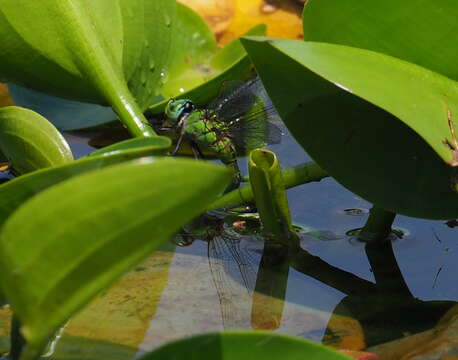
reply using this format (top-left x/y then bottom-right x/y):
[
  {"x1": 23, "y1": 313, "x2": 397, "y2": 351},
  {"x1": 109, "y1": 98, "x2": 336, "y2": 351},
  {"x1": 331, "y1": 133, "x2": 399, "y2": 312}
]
[
  {"x1": 0, "y1": 158, "x2": 231, "y2": 359},
  {"x1": 0, "y1": 106, "x2": 73, "y2": 174},
  {"x1": 303, "y1": 0, "x2": 458, "y2": 80},
  {"x1": 146, "y1": 4, "x2": 265, "y2": 115},
  {"x1": 88, "y1": 136, "x2": 171, "y2": 157},
  {"x1": 0, "y1": 139, "x2": 171, "y2": 228},
  {"x1": 242, "y1": 37, "x2": 458, "y2": 219},
  {"x1": 0, "y1": 0, "x2": 175, "y2": 136}
]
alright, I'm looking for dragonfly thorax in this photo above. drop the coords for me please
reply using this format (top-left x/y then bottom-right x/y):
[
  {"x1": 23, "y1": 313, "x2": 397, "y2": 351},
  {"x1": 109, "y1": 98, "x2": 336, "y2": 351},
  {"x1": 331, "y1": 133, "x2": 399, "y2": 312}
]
[{"x1": 165, "y1": 99, "x2": 196, "y2": 124}]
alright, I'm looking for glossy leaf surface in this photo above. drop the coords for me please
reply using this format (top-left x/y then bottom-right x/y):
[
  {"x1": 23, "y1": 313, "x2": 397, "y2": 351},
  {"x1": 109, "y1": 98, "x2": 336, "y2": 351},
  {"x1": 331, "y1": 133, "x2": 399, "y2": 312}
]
[
  {"x1": 146, "y1": 4, "x2": 265, "y2": 115},
  {"x1": 0, "y1": 0, "x2": 174, "y2": 136},
  {"x1": 0, "y1": 158, "x2": 230, "y2": 359},
  {"x1": 139, "y1": 332, "x2": 352, "y2": 359},
  {"x1": 242, "y1": 37, "x2": 458, "y2": 219},
  {"x1": 303, "y1": 0, "x2": 458, "y2": 80},
  {"x1": 0, "y1": 106, "x2": 73, "y2": 174},
  {"x1": 0, "y1": 142, "x2": 171, "y2": 228},
  {"x1": 88, "y1": 136, "x2": 171, "y2": 157}
]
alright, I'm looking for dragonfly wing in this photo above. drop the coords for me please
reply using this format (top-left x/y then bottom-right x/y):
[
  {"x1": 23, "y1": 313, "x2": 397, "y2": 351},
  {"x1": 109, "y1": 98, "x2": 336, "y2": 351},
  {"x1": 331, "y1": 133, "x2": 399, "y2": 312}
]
[
  {"x1": 208, "y1": 229, "x2": 259, "y2": 329},
  {"x1": 208, "y1": 77, "x2": 282, "y2": 123},
  {"x1": 207, "y1": 77, "x2": 284, "y2": 154},
  {"x1": 227, "y1": 105, "x2": 284, "y2": 154},
  {"x1": 207, "y1": 79, "x2": 258, "y2": 121}
]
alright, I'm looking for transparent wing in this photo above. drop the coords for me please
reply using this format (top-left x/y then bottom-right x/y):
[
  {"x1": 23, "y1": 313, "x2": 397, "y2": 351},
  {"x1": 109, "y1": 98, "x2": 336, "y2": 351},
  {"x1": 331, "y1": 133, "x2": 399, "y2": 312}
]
[
  {"x1": 207, "y1": 77, "x2": 284, "y2": 154},
  {"x1": 226, "y1": 105, "x2": 284, "y2": 154},
  {"x1": 208, "y1": 227, "x2": 259, "y2": 329},
  {"x1": 207, "y1": 79, "x2": 258, "y2": 120}
]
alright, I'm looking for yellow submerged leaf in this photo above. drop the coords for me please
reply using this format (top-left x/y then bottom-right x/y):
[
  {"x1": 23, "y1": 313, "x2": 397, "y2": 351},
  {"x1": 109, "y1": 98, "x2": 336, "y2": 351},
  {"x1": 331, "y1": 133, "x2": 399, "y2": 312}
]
[
  {"x1": 0, "y1": 84, "x2": 13, "y2": 108},
  {"x1": 64, "y1": 251, "x2": 174, "y2": 349},
  {"x1": 179, "y1": 0, "x2": 303, "y2": 45},
  {"x1": 219, "y1": 0, "x2": 303, "y2": 44},
  {"x1": 179, "y1": 0, "x2": 235, "y2": 38}
]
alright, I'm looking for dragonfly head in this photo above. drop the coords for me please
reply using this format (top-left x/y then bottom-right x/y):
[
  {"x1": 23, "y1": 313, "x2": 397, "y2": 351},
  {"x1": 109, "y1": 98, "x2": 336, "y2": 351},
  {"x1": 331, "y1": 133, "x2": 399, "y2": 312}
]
[{"x1": 165, "y1": 99, "x2": 195, "y2": 124}]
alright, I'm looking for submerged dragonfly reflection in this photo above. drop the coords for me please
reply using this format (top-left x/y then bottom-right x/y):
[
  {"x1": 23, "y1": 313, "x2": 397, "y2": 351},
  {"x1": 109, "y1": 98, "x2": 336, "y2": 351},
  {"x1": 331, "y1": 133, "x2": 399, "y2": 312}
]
[
  {"x1": 173, "y1": 212, "x2": 343, "y2": 330},
  {"x1": 174, "y1": 212, "x2": 263, "y2": 329}
]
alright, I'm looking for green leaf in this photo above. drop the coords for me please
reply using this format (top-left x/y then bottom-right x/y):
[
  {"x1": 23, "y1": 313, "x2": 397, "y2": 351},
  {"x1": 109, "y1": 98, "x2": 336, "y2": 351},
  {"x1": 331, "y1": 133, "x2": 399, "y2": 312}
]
[
  {"x1": 0, "y1": 141, "x2": 172, "y2": 228},
  {"x1": 0, "y1": 106, "x2": 73, "y2": 174},
  {"x1": 146, "y1": 5, "x2": 266, "y2": 115},
  {"x1": 0, "y1": 0, "x2": 175, "y2": 137},
  {"x1": 303, "y1": 0, "x2": 458, "y2": 80},
  {"x1": 242, "y1": 37, "x2": 458, "y2": 219},
  {"x1": 0, "y1": 158, "x2": 231, "y2": 359},
  {"x1": 139, "y1": 332, "x2": 352, "y2": 360},
  {"x1": 88, "y1": 136, "x2": 171, "y2": 157}
]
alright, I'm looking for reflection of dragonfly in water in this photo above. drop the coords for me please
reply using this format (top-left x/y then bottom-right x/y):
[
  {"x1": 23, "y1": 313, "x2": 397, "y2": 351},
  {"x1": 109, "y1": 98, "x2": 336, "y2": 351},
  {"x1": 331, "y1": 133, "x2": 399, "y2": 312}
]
[
  {"x1": 174, "y1": 212, "x2": 344, "y2": 329},
  {"x1": 174, "y1": 212, "x2": 263, "y2": 329}
]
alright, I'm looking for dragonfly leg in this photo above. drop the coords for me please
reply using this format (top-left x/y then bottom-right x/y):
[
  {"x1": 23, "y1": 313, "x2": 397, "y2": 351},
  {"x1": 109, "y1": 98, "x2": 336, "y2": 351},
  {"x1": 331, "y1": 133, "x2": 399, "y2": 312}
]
[
  {"x1": 173, "y1": 228, "x2": 195, "y2": 247},
  {"x1": 224, "y1": 161, "x2": 242, "y2": 193},
  {"x1": 190, "y1": 140, "x2": 204, "y2": 159},
  {"x1": 171, "y1": 129, "x2": 185, "y2": 156}
]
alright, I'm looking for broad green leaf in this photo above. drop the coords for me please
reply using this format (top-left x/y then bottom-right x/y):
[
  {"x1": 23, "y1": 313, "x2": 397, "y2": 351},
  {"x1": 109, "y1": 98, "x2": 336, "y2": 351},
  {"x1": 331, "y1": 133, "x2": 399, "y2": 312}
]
[
  {"x1": 146, "y1": 4, "x2": 266, "y2": 115},
  {"x1": 0, "y1": 106, "x2": 73, "y2": 174},
  {"x1": 242, "y1": 37, "x2": 458, "y2": 219},
  {"x1": 89, "y1": 136, "x2": 171, "y2": 157},
  {"x1": 0, "y1": 0, "x2": 175, "y2": 136},
  {"x1": 139, "y1": 332, "x2": 352, "y2": 359},
  {"x1": 0, "y1": 158, "x2": 231, "y2": 359},
  {"x1": 303, "y1": 0, "x2": 458, "y2": 80},
  {"x1": 0, "y1": 139, "x2": 171, "y2": 228},
  {"x1": 160, "y1": 2, "x2": 218, "y2": 97}
]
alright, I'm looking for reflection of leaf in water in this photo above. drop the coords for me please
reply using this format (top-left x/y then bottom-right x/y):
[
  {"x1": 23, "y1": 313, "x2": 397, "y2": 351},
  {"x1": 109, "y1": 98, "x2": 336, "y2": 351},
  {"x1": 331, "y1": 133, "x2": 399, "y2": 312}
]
[{"x1": 208, "y1": 225, "x2": 261, "y2": 329}]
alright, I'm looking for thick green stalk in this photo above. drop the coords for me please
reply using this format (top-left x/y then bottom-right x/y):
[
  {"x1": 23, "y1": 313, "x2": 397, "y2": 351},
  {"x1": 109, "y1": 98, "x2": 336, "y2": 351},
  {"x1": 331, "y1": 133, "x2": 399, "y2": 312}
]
[
  {"x1": 108, "y1": 91, "x2": 156, "y2": 138},
  {"x1": 208, "y1": 161, "x2": 328, "y2": 210},
  {"x1": 248, "y1": 150, "x2": 286, "y2": 237},
  {"x1": 53, "y1": 1, "x2": 157, "y2": 138}
]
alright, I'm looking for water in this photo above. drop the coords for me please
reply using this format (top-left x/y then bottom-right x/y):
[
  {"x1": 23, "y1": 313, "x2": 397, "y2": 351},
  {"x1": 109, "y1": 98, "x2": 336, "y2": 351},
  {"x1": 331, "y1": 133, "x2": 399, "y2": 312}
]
[{"x1": 2, "y1": 127, "x2": 456, "y2": 358}]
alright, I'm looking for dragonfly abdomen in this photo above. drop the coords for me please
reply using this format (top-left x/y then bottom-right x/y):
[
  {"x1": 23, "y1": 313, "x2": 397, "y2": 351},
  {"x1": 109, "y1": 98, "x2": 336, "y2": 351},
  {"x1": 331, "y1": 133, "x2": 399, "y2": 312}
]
[{"x1": 185, "y1": 114, "x2": 237, "y2": 165}]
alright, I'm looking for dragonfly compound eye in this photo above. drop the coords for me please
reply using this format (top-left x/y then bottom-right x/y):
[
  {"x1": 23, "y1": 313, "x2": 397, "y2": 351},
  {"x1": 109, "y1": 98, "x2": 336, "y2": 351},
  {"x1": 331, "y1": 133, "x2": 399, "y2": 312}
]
[{"x1": 165, "y1": 99, "x2": 194, "y2": 123}]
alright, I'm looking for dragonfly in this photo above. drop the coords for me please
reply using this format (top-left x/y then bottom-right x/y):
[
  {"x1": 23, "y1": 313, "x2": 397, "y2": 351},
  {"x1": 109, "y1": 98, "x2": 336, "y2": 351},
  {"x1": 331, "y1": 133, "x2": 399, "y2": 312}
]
[
  {"x1": 163, "y1": 77, "x2": 283, "y2": 189},
  {"x1": 174, "y1": 212, "x2": 262, "y2": 329}
]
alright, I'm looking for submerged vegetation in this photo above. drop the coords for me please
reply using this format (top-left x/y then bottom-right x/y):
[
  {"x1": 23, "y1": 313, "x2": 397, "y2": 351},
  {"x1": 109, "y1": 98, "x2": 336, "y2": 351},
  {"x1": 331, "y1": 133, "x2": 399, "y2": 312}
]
[{"x1": 0, "y1": 0, "x2": 456, "y2": 359}]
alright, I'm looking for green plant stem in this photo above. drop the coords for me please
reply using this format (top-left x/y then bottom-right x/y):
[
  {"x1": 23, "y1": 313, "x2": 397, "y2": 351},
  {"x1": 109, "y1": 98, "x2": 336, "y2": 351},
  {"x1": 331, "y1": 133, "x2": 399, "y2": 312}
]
[
  {"x1": 109, "y1": 91, "x2": 156, "y2": 138},
  {"x1": 358, "y1": 206, "x2": 396, "y2": 243},
  {"x1": 248, "y1": 150, "x2": 287, "y2": 237},
  {"x1": 208, "y1": 161, "x2": 328, "y2": 210},
  {"x1": 55, "y1": 1, "x2": 158, "y2": 139}
]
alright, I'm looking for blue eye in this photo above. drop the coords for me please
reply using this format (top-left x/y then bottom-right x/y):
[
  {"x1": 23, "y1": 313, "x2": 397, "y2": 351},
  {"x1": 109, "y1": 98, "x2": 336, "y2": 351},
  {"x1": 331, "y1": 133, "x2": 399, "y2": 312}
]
[{"x1": 165, "y1": 99, "x2": 194, "y2": 123}]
